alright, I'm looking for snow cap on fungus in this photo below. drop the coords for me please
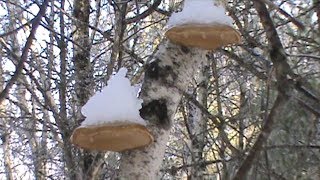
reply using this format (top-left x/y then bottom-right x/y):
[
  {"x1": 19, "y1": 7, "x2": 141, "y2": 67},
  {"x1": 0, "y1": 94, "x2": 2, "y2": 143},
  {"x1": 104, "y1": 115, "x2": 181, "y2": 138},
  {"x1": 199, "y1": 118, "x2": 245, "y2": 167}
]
[
  {"x1": 71, "y1": 68, "x2": 153, "y2": 152},
  {"x1": 165, "y1": 0, "x2": 241, "y2": 50}
]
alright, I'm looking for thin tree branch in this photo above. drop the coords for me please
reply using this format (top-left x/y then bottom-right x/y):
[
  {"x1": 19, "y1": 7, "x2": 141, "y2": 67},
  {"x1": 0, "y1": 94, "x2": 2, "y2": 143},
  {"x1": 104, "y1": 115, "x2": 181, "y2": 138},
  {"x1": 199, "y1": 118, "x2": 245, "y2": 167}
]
[
  {"x1": 0, "y1": 19, "x2": 32, "y2": 38},
  {"x1": 125, "y1": 0, "x2": 162, "y2": 24},
  {"x1": 233, "y1": 94, "x2": 289, "y2": 180},
  {"x1": 287, "y1": 53, "x2": 320, "y2": 61},
  {"x1": 233, "y1": 0, "x2": 293, "y2": 178},
  {"x1": 314, "y1": 0, "x2": 320, "y2": 31},
  {"x1": 0, "y1": 0, "x2": 49, "y2": 103},
  {"x1": 259, "y1": 0, "x2": 305, "y2": 30},
  {"x1": 265, "y1": 144, "x2": 320, "y2": 150}
]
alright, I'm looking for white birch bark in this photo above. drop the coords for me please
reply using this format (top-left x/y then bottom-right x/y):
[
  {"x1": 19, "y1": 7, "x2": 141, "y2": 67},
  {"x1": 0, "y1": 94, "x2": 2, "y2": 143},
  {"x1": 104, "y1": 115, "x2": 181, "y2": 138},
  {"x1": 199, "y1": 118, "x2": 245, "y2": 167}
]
[
  {"x1": 72, "y1": 0, "x2": 101, "y2": 179},
  {"x1": 118, "y1": 41, "x2": 207, "y2": 179},
  {"x1": 106, "y1": 1, "x2": 127, "y2": 81},
  {"x1": 189, "y1": 59, "x2": 209, "y2": 179},
  {"x1": 0, "y1": 50, "x2": 14, "y2": 180}
]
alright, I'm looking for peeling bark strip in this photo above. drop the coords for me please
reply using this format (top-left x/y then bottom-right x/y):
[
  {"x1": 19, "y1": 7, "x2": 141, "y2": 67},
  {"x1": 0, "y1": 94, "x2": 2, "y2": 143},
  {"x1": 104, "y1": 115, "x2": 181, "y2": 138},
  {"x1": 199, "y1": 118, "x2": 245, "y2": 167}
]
[{"x1": 118, "y1": 41, "x2": 207, "y2": 179}]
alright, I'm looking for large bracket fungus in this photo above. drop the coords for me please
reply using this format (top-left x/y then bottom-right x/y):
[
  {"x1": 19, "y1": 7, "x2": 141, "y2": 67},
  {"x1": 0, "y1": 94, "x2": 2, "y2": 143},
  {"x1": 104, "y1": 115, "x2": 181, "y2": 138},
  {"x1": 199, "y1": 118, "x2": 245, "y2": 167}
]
[
  {"x1": 71, "y1": 123, "x2": 153, "y2": 151},
  {"x1": 165, "y1": 0, "x2": 241, "y2": 50},
  {"x1": 71, "y1": 68, "x2": 153, "y2": 152}
]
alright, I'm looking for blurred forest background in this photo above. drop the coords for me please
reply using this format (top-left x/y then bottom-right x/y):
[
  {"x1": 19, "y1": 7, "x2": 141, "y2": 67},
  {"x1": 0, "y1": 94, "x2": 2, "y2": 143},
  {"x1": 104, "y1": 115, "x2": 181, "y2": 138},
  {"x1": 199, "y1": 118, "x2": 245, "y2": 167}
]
[{"x1": 0, "y1": 0, "x2": 319, "y2": 179}]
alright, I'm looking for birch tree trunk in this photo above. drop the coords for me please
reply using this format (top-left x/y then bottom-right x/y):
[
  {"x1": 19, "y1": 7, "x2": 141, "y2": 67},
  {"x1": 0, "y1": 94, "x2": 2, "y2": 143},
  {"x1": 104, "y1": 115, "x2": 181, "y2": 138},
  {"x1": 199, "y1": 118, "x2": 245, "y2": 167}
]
[
  {"x1": 0, "y1": 2, "x2": 16, "y2": 177},
  {"x1": 106, "y1": 1, "x2": 127, "y2": 81},
  {"x1": 188, "y1": 58, "x2": 209, "y2": 179},
  {"x1": 2, "y1": 132, "x2": 13, "y2": 180},
  {"x1": 72, "y1": 0, "x2": 103, "y2": 179},
  {"x1": 0, "y1": 51, "x2": 13, "y2": 180},
  {"x1": 118, "y1": 41, "x2": 207, "y2": 179},
  {"x1": 72, "y1": 0, "x2": 93, "y2": 107}
]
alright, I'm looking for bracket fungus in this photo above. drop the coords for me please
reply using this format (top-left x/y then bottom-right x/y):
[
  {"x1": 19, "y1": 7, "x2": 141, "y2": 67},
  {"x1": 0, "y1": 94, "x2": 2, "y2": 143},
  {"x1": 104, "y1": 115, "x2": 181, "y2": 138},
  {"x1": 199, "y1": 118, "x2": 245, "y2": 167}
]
[
  {"x1": 71, "y1": 68, "x2": 153, "y2": 152},
  {"x1": 165, "y1": 0, "x2": 241, "y2": 50}
]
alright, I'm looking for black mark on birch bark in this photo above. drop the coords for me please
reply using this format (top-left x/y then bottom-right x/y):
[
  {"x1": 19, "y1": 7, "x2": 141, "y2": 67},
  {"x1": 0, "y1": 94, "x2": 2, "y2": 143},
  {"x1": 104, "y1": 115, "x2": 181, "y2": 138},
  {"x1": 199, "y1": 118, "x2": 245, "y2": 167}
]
[
  {"x1": 145, "y1": 60, "x2": 161, "y2": 80},
  {"x1": 140, "y1": 99, "x2": 170, "y2": 129},
  {"x1": 180, "y1": 45, "x2": 190, "y2": 54},
  {"x1": 145, "y1": 61, "x2": 176, "y2": 81}
]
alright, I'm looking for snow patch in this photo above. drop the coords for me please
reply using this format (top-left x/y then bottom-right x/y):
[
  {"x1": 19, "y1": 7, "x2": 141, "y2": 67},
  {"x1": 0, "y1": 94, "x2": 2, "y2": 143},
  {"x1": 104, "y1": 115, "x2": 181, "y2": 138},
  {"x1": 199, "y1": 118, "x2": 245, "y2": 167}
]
[
  {"x1": 81, "y1": 68, "x2": 146, "y2": 126},
  {"x1": 167, "y1": 0, "x2": 233, "y2": 28}
]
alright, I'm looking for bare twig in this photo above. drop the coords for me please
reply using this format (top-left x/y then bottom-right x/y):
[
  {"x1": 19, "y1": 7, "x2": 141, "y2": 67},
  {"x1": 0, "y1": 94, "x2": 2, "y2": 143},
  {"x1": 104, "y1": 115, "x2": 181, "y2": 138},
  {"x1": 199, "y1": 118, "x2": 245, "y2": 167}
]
[
  {"x1": 265, "y1": 144, "x2": 320, "y2": 150},
  {"x1": 0, "y1": 0, "x2": 49, "y2": 103},
  {"x1": 0, "y1": 20, "x2": 32, "y2": 38},
  {"x1": 125, "y1": 0, "x2": 162, "y2": 24},
  {"x1": 233, "y1": 94, "x2": 289, "y2": 180},
  {"x1": 314, "y1": 0, "x2": 320, "y2": 31},
  {"x1": 233, "y1": 0, "x2": 292, "y2": 179},
  {"x1": 259, "y1": 0, "x2": 305, "y2": 30}
]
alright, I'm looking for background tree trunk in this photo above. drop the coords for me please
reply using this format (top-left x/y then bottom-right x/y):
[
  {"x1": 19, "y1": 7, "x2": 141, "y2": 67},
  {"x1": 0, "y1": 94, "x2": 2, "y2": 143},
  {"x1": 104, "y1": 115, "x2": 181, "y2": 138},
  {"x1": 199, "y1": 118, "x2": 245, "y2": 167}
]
[
  {"x1": 188, "y1": 58, "x2": 209, "y2": 179},
  {"x1": 0, "y1": 51, "x2": 13, "y2": 180},
  {"x1": 72, "y1": 0, "x2": 102, "y2": 179}
]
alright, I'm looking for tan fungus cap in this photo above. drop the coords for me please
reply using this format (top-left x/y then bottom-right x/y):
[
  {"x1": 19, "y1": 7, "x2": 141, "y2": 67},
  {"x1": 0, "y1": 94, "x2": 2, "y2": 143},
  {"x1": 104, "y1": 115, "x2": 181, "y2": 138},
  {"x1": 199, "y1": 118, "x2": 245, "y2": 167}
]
[
  {"x1": 71, "y1": 123, "x2": 154, "y2": 152},
  {"x1": 165, "y1": 24, "x2": 241, "y2": 50}
]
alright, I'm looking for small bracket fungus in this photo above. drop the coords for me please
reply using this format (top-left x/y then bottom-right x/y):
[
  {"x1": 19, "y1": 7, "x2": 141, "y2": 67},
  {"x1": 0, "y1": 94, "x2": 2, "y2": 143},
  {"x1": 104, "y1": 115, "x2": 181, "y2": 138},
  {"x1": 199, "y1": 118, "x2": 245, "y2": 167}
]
[
  {"x1": 71, "y1": 68, "x2": 153, "y2": 152},
  {"x1": 165, "y1": 0, "x2": 241, "y2": 50}
]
